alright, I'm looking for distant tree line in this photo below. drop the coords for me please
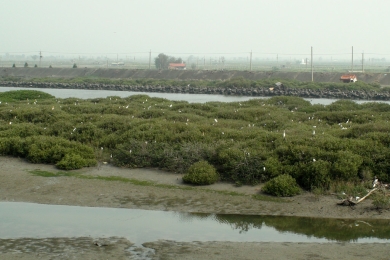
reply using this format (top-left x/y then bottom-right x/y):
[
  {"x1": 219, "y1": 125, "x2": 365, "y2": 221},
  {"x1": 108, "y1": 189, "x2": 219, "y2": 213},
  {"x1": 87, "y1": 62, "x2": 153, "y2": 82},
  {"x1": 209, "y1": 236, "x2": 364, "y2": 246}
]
[{"x1": 154, "y1": 53, "x2": 183, "y2": 69}]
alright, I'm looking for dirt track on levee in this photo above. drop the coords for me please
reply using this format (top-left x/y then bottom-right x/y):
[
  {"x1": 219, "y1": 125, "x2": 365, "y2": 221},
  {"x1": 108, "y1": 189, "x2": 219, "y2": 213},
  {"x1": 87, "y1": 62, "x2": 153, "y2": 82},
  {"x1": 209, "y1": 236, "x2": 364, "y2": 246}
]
[{"x1": 2, "y1": 67, "x2": 390, "y2": 85}]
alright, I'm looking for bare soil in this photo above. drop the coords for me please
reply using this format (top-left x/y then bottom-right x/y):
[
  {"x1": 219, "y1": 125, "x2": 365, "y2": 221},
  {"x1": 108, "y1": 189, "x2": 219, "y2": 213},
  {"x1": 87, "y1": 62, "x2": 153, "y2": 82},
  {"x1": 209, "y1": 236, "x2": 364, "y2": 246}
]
[{"x1": 1, "y1": 156, "x2": 389, "y2": 260}]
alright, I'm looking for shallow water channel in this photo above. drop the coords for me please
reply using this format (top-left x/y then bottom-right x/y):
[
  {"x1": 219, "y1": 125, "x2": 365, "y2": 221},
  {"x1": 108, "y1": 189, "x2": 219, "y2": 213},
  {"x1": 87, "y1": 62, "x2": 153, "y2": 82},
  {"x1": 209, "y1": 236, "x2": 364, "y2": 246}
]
[
  {"x1": 2, "y1": 86, "x2": 390, "y2": 105},
  {"x1": 1, "y1": 202, "x2": 390, "y2": 245}
]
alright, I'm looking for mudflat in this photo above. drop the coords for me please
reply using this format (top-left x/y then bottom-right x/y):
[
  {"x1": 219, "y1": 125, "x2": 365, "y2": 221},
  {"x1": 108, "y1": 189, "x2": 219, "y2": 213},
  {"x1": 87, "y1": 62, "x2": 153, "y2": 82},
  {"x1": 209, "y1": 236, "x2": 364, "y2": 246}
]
[{"x1": 0, "y1": 156, "x2": 389, "y2": 259}]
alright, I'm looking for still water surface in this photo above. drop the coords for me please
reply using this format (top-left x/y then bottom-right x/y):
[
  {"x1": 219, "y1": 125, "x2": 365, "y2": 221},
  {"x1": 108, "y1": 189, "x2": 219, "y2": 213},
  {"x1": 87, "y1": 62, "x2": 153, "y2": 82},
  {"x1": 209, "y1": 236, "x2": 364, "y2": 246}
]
[
  {"x1": 1, "y1": 202, "x2": 390, "y2": 244},
  {"x1": 1, "y1": 86, "x2": 390, "y2": 105}
]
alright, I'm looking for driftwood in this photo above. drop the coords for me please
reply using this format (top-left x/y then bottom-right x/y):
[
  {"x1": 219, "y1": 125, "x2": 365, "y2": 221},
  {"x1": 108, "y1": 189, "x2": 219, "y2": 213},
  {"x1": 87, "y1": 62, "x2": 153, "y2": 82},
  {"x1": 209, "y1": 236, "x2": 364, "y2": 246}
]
[{"x1": 337, "y1": 188, "x2": 378, "y2": 206}]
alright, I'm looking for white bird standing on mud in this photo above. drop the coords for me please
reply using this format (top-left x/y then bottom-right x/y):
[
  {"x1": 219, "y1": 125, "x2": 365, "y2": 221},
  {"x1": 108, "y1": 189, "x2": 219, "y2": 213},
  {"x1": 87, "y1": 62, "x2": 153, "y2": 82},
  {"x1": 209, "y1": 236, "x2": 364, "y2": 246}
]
[
  {"x1": 373, "y1": 176, "x2": 379, "y2": 188},
  {"x1": 283, "y1": 130, "x2": 286, "y2": 139}
]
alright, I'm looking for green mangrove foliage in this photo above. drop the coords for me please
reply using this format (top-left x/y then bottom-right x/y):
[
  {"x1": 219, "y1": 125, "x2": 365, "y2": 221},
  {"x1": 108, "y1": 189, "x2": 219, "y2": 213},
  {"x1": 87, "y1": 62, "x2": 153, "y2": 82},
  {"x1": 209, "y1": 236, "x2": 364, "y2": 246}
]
[
  {"x1": 183, "y1": 160, "x2": 219, "y2": 185},
  {"x1": 1, "y1": 90, "x2": 390, "y2": 192},
  {"x1": 262, "y1": 174, "x2": 301, "y2": 197},
  {"x1": 0, "y1": 90, "x2": 54, "y2": 102}
]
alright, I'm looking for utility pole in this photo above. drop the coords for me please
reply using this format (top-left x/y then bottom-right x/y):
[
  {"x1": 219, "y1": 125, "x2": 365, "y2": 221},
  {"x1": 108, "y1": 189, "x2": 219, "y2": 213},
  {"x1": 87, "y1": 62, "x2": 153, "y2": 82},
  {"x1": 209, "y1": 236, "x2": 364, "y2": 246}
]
[
  {"x1": 362, "y1": 52, "x2": 364, "y2": 73},
  {"x1": 39, "y1": 51, "x2": 42, "y2": 67},
  {"x1": 249, "y1": 50, "x2": 252, "y2": 71},
  {"x1": 351, "y1": 46, "x2": 354, "y2": 72},
  {"x1": 311, "y1": 46, "x2": 313, "y2": 82},
  {"x1": 149, "y1": 50, "x2": 151, "y2": 69}
]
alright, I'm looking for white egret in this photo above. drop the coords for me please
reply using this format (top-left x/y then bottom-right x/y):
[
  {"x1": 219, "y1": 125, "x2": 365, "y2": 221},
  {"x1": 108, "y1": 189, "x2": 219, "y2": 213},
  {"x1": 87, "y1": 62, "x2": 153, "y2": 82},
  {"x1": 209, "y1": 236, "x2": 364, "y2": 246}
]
[{"x1": 373, "y1": 176, "x2": 379, "y2": 188}]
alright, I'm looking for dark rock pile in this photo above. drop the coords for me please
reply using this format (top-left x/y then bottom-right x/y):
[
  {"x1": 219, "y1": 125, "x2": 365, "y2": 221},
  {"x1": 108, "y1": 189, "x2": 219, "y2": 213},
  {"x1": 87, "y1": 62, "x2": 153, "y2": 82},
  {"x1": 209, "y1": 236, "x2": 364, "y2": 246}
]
[{"x1": 2, "y1": 81, "x2": 390, "y2": 101}]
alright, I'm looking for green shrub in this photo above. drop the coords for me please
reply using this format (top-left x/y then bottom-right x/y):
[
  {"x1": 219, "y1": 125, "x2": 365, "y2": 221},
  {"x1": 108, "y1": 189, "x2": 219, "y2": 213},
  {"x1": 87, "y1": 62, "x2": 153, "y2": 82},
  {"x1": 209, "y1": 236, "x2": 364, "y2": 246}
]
[
  {"x1": 300, "y1": 160, "x2": 331, "y2": 190},
  {"x1": 332, "y1": 151, "x2": 363, "y2": 180},
  {"x1": 182, "y1": 160, "x2": 219, "y2": 185},
  {"x1": 56, "y1": 153, "x2": 87, "y2": 170},
  {"x1": 372, "y1": 191, "x2": 390, "y2": 209},
  {"x1": 0, "y1": 137, "x2": 27, "y2": 156},
  {"x1": 0, "y1": 90, "x2": 54, "y2": 102},
  {"x1": 262, "y1": 174, "x2": 301, "y2": 197},
  {"x1": 216, "y1": 146, "x2": 265, "y2": 184}
]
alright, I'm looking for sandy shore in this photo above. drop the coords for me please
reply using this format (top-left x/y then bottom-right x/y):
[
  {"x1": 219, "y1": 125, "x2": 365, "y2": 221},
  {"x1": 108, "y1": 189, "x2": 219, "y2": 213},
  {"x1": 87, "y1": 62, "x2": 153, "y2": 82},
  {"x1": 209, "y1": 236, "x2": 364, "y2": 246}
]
[{"x1": 1, "y1": 156, "x2": 389, "y2": 259}]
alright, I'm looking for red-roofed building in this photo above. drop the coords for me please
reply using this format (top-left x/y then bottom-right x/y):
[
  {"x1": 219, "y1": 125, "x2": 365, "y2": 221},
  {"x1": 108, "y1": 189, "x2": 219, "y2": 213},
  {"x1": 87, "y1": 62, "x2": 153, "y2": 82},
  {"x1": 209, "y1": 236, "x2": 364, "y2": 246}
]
[
  {"x1": 340, "y1": 74, "x2": 357, "y2": 83},
  {"x1": 169, "y1": 63, "x2": 186, "y2": 70}
]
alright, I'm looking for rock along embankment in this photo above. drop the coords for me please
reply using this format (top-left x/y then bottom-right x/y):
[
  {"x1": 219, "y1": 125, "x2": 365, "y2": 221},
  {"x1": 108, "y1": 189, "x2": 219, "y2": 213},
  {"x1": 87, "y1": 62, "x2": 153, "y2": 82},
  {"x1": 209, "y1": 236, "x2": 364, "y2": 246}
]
[
  {"x1": 2, "y1": 68, "x2": 390, "y2": 100},
  {"x1": 2, "y1": 80, "x2": 390, "y2": 101}
]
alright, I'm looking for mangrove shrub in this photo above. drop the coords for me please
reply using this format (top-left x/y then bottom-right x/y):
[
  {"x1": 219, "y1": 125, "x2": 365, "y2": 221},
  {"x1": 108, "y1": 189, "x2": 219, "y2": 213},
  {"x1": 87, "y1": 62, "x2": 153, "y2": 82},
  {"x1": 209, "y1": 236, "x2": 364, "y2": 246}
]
[
  {"x1": 262, "y1": 174, "x2": 301, "y2": 197},
  {"x1": 182, "y1": 160, "x2": 219, "y2": 185}
]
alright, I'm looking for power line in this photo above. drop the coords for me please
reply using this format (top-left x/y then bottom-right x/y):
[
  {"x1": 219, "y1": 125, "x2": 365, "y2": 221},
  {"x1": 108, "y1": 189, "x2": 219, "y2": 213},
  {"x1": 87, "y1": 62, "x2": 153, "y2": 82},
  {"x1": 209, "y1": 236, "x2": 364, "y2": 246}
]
[{"x1": 2, "y1": 50, "x2": 390, "y2": 57}]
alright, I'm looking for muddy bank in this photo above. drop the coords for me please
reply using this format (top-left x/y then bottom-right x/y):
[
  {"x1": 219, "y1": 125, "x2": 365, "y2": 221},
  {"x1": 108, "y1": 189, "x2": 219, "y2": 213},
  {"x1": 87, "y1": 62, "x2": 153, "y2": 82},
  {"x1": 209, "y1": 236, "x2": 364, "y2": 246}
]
[
  {"x1": 144, "y1": 240, "x2": 389, "y2": 260},
  {"x1": 2, "y1": 80, "x2": 390, "y2": 101},
  {"x1": 1, "y1": 156, "x2": 390, "y2": 259},
  {"x1": 1, "y1": 156, "x2": 389, "y2": 220},
  {"x1": 2, "y1": 238, "x2": 389, "y2": 260}
]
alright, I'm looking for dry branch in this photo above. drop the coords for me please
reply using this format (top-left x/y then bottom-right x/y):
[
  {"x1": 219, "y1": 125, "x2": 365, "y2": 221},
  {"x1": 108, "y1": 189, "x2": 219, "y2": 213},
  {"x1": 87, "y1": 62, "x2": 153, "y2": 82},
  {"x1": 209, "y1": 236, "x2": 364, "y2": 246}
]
[{"x1": 337, "y1": 188, "x2": 377, "y2": 206}]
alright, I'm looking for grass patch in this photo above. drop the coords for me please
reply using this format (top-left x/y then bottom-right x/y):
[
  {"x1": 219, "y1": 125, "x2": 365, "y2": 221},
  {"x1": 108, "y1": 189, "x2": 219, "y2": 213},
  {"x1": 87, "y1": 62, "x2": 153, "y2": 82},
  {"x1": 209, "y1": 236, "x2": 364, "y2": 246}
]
[
  {"x1": 29, "y1": 169, "x2": 77, "y2": 177},
  {"x1": 28, "y1": 169, "x2": 259, "y2": 198},
  {"x1": 252, "y1": 194, "x2": 287, "y2": 203},
  {"x1": 29, "y1": 169, "x2": 291, "y2": 203},
  {"x1": 211, "y1": 190, "x2": 243, "y2": 196}
]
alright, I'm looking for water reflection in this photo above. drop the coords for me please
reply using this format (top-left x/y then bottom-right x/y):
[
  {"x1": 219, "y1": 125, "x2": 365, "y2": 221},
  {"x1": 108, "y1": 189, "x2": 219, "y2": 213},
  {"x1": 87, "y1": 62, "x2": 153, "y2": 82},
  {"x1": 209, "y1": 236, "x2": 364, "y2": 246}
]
[
  {"x1": 177, "y1": 212, "x2": 390, "y2": 242},
  {"x1": 4, "y1": 202, "x2": 382, "y2": 244},
  {"x1": 203, "y1": 214, "x2": 390, "y2": 242}
]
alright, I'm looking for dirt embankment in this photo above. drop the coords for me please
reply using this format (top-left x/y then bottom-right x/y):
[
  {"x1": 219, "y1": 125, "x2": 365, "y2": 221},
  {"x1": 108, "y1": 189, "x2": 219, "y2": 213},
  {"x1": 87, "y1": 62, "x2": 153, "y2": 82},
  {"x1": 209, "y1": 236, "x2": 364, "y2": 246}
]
[
  {"x1": 1, "y1": 156, "x2": 390, "y2": 259},
  {"x1": 1, "y1": 67, "x2": 390, "y2": 85}
]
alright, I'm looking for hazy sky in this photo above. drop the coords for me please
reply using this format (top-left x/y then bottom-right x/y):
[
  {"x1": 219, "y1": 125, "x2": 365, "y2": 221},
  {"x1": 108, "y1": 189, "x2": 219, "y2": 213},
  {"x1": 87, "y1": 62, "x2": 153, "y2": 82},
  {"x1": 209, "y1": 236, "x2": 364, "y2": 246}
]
[{"x1": 1, "y1": 0, "x2": 389, "y2": 59}]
